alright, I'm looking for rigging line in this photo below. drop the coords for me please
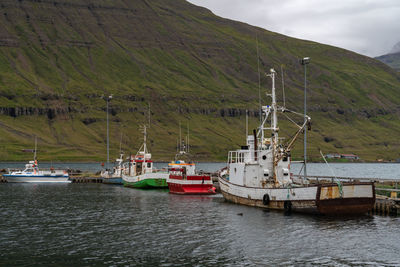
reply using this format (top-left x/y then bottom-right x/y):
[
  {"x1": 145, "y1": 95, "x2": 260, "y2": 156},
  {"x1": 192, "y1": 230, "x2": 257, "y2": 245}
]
[
  {"x1": 256, "y1": 34, "x2": 261, "y2": 125},
  {"x1": 281, "y1": 64, "x2": 286, "y2": 108},
  {"x1": 298, "y1": 163, "x2": 304, "y2": 176},
  {"x1": 119, "y1": 132, "x2": 123, "y2": 154},
  {"x1": 283, "y1": 108, "x2": 308, "y2": 118},
  {"x1": 282, "y1": 112, "x2": 301, "y2": 129},
  {"x1": 319, "y1": 149, "x2": 343, "y2": 197}
]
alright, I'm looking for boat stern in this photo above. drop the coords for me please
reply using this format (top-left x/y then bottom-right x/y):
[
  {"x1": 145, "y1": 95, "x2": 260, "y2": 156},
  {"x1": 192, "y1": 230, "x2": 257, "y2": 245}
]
[{"x1": 316, "y1": 182, "x2": 375, "y2": 215}]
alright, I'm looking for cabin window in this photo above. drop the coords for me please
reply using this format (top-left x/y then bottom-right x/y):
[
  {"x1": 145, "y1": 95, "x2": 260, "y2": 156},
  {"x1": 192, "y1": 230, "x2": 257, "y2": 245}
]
[
  {"x1": 262, "y1": 155, "x2": 267, "y2": 160},
  {"x1": 147, "y1": 163, "x2": 151, "y2": 168},
  {"x1": 234, "y1": 168, "x2": 237, "y2": 173},
  {"x1": 283, "y1": 156, "x2": 288, "y2": 162}
]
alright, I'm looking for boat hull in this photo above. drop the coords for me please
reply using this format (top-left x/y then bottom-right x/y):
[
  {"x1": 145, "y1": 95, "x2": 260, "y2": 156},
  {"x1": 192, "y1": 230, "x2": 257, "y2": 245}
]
[
  {"x1": 167, "y1": 175, "x2": 216, "y2": 195},
  {"x1": 3, "y1": 175, "x2": 70, "y2": 183},
  {"x1": 219, "y1": 177, "x2": 375, "y2": 215},
  {"x1": 122, "y1": 173, "x2": 168, "y2": 188}
]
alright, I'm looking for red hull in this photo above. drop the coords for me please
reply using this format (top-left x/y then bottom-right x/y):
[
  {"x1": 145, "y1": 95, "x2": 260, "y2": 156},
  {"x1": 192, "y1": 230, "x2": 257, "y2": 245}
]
[
  {"x1": 168, "y1": 182, "x2": 216, "y2": 194},
  {"x1": 167, "y1": 175, "x2": 216, "y2": 195}
]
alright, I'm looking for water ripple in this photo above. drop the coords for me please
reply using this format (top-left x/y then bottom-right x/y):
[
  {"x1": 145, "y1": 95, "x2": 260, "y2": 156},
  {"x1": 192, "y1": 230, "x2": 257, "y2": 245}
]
[{"x1": 1, "y1": 183, "x2": 399, "y2": 266}]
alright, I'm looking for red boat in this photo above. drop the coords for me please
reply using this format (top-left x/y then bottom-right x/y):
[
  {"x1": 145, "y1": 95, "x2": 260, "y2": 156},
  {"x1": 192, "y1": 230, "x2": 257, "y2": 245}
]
[{"x1": 167, "y1": 160, "x2": 216, "y2": 195}]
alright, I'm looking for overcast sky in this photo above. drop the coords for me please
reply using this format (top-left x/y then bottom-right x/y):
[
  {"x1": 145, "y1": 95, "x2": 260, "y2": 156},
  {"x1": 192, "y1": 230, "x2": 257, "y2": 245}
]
[{"x1": 187, "y1": 0, "x2": 400, "y2": 57}]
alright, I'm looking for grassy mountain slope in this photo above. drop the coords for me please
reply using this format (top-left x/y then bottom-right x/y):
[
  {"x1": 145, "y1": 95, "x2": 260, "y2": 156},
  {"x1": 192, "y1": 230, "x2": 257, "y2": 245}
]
[
  {"x1": 0, "y1": 0, "x2": 400, "y2": 162},
  {"x1": 376, "y1": 52, "x2": 400, "y2": 71}
]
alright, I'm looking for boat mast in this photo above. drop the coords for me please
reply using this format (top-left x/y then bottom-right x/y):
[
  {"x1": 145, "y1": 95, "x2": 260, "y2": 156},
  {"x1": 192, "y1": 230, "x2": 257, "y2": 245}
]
[
  {"x1": 301, "y1": 57, "x2": 310, "y2": 181},
  {"x1": 105, "y1": 95, "x2": 112, "y2": 170},
  {"x1": 268, "y1": 69, "x2": 279, "y2": 186},
  {"x1": 143, "y1": 125, "x2": 147, "y2": 155},
  {"x1": 245, "y1": 109, "x2": 248, "y2": 141},
  {"x1": 34, "y1": 136, "x2": 37, "y2": 161}
]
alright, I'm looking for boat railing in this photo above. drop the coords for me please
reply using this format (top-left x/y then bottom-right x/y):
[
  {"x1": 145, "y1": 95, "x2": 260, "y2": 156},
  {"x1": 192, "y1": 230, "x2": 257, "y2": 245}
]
[
  {"x1": 292, "y1": 174, "x2": 399, "y2": 183},
  {"x1": 7, "y1": 167, "x2": 67, "y2": 173},
  {"x1": 228, "y1": 150, "x2": 265, "y2": 164},
  {"x1": 228, "y1": 151, "x2": 243, "y2": 164}
]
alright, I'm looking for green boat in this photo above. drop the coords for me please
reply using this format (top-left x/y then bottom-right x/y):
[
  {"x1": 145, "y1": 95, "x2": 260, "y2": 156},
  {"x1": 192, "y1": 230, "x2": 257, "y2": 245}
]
[
  {"x1": 123, "y1": 172, "x2": 169, "y2": 188},
  {"x1": 122, "y1": 125, "x2": 169, "y2": 189}
]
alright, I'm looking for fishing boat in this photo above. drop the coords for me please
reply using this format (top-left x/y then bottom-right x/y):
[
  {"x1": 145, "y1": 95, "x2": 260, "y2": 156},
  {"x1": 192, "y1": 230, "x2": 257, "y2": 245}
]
[
  {"x1": 167, "y1": 159, "x2": 216, "y2": 195},
  {"x1": 167, "y1": 128, "x2": 216, "y2": 195},
  {"x1": 122, "y1": 126, "x2": 168, "y2": 188},
  {"x1": 218, "y1": 68, "x2": 375, "y2": 215},
  {"x1": 101, "y1": 153, "x2": 124, "y2": 185},
  {"x1": 3, "y1": 139, "x2": 70, "y2": 183}
]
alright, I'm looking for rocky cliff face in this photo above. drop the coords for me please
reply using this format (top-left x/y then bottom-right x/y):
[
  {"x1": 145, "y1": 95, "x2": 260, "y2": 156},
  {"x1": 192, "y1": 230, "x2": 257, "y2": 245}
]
[{"x1": 0, "y1": 0, "x2": 400, "y2": 161}]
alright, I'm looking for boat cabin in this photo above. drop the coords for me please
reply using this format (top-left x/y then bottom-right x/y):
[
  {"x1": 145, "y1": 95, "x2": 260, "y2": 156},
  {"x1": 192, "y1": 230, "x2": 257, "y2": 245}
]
[
  {"x1": 168, "y1": 160, "x2": 196, "y2": 178},
  {"x1": 125, "y1": 152, "x2": 153, "y2": 176},
  {"x1": 228, "y1": 135, "x2": 291, "y2": 188}
]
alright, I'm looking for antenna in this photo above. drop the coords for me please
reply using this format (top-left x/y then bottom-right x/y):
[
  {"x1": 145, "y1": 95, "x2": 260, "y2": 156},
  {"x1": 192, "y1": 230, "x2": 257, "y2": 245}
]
[
  {"x1": 256, "y1": 34, "x2": 262, "y2": 125},
  {"x1": 280, "y1": 64, "x2": 286, "y2": 108},
  {"x1": 179, "y1": 121, "x2": 182, "y2": 152},
  {"x1": 187, "y1": 122, "x2": 190, "y2": 153}
]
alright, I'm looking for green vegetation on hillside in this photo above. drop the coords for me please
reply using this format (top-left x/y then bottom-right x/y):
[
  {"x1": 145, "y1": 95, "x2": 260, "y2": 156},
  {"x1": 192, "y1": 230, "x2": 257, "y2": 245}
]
[{"x1": 0, "y1": 0, "x2": 399, "y2": 162}]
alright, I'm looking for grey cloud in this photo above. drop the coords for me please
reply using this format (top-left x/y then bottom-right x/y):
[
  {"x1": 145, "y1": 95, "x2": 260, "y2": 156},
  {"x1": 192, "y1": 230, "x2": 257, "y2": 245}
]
[{"x1": 188, "y1": 0, "x2": 400, "y2": 57}]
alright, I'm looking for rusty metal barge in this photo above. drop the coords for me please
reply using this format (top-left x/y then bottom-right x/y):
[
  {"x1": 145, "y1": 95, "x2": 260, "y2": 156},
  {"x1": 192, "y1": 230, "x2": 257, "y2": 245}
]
[{"x1": 218, "y1": 68, "x2": 375, "y2": 215}]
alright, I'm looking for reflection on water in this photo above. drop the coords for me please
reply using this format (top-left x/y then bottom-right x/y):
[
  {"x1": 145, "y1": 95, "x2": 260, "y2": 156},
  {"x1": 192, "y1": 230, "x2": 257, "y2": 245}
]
[{"x1": 1, "y1": 183, "x2": 400, "y2": 266}]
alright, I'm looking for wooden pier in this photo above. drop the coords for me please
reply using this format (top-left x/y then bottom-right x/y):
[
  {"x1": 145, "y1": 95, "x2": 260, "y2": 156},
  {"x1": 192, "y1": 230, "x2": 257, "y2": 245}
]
[
  {"x1": 69, "y1": 176, "x2": 103, "y2": 183},
  {"x1": 372, "y1": 196, "x2": 400, "y2": 216}
]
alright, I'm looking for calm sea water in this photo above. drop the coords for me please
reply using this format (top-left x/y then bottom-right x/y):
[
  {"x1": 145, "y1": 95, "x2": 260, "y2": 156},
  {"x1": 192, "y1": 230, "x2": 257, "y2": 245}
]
[{"x1": 1, "y1": 163, "x2": 400, "y2": 266}]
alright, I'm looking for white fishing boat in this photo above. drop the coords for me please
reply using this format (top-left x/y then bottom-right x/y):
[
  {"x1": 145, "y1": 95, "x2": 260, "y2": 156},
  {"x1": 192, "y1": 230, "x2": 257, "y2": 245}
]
[
  {"x1": 3, "y1": 139, "x2": 69, "y2": 183},
  {"x1": 122, "y1": 126, "x2": 168, "y2": 188},
  {"x1": 218, "y1": 68, "x2": 375, "y2": 215}
]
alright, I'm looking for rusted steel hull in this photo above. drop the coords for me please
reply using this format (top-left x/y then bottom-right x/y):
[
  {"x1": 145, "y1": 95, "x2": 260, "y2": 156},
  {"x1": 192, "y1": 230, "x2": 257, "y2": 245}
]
[
  {"x1": 221, "y1": 190, "x2": 319, "y2": 214},
  {"x1": 219, "y1": 177, "x2": 375, "y2": 215}
]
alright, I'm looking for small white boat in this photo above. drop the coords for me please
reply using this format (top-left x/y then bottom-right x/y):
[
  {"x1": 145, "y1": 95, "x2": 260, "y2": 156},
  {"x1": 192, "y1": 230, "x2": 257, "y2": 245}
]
[
  {"x1": 3, "y1": 138, "x2": 70, "y2": 183},
  {"x1": 3, "y1": 160, "x2": 70, "y2": 183},
  {"x1": 101, "y1": 153, "x2": 124, "y2": 184}
]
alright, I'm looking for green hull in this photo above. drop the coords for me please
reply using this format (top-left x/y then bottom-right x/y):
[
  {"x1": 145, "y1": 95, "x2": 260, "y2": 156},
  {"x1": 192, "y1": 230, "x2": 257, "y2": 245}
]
[{"x1": 123, "y1": 178, "x2": 168, "y2": 189}]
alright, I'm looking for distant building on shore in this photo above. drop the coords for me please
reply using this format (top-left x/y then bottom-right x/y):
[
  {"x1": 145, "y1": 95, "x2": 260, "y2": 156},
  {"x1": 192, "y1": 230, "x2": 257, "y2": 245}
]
[
  {"x1": 21, "y1": 149, "x2": 35, "y2": 153},
  {"x1": 325, "y1": 153, "x2": 341, "y2": 159},
  {"x1": 340, "y1": 154, "x2": 360, "y2": 160},
  {"x1": 325, "y1": 153, "x2": 360, "y2": 160}
]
